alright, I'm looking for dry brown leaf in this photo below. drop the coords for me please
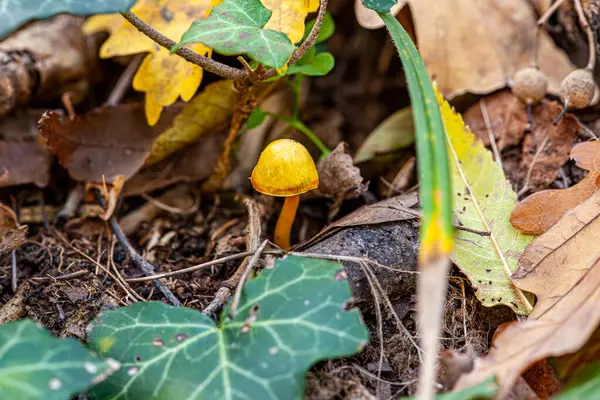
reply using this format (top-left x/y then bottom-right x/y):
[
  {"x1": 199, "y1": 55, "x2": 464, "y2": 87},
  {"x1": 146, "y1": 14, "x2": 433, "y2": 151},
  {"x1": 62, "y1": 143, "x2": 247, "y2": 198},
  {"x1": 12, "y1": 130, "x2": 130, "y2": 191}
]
[
  {"x1": 0, "y1": 16, "x2": 98, "y2": 120},
  {"x1": 518, "y1": 103, "x2": 579, "y2": 192},
  {"x1": 0, "y1": 110, "x2": 51, "y2": 188},
  {"x1": 38, "y1": 103, "x2": 178, "y2": 184},
  {"x1": 456, "y1": 190, "x2": 600, "y2": 396},
  {"x1": 123, "y1": 135, "x2": 224, "y2": 196},
  {"x1": 511, "y1": 141, "x2": 600, "y2": 234},
  {"x1": 297, "y1": 192, "x2": 418, "y2": 249},
  {"x1": 463, "y1": 90, "x2": 529, "y2": 149},
  {"x1": 402, "y1": 0, "x2": 575, "y2": 98},
  {"x1": 0, "y1": 202, "x2": 27, "y2": 255}
]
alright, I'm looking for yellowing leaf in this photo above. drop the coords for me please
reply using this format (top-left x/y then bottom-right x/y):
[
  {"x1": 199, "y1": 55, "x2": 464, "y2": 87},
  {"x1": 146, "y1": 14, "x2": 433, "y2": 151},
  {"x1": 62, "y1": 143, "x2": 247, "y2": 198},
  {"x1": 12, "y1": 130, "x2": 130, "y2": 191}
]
[
  {"x1": 83, "y1": 0, "x2": 214, "y2": 125},
  {"x1": 262, "y1": 0, "x2": 319, "y2": 44},
  {"x1": 145, "y1": 80, "x2": 235, "y2": 166},
  {"x1": 437, "y1": 89, "x2": 534, "y2": 315}
]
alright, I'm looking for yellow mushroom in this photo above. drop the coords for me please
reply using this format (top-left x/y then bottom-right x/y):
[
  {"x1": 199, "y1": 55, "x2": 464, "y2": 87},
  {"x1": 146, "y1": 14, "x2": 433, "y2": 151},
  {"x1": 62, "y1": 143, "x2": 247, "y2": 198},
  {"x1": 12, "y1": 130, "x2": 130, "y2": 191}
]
[{"x1": 251, "y1": 139, "x2": 319, "y2": 249}]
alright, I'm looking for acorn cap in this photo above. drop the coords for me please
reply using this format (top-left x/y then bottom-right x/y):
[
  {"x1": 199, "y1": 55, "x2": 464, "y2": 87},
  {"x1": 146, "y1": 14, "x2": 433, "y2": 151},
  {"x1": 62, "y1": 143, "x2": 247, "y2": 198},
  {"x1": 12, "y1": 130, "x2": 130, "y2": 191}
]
[{"x1": 251, "y1": 139, "x2": 319, "y2": 197}]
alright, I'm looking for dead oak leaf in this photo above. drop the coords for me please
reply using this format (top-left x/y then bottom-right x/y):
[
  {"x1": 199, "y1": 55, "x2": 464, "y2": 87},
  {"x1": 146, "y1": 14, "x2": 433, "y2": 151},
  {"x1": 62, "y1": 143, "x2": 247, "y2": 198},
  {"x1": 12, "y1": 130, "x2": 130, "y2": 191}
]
[
  {"x1": 0, "y1": 111, "x2": 51, "y2": 188},
  {"x1": 38, "y1": 103, "x2": 178, "y2": 184},
  {"x1": 83, "y1": 0, "x2": 213, "y2": 125},
  {"x1": 519, "y1": 101, "x2": 579, "y2": 192},
  {"x1": 511, "y1": 141, "x2": 600, "y2": 235},
  {"x1": 388, "y1": 0, "x2": 575, "y2": 98},
  {"x1": 456, "y1": 190, "x2": 600, "y2": 397}
]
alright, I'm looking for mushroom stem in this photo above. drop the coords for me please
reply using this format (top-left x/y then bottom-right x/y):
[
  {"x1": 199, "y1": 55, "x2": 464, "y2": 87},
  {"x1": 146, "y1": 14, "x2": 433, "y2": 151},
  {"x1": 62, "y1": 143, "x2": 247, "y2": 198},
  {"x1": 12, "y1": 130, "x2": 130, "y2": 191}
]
[{"x1": 274, "y1": 195, "x2": 300, "y2": 249}]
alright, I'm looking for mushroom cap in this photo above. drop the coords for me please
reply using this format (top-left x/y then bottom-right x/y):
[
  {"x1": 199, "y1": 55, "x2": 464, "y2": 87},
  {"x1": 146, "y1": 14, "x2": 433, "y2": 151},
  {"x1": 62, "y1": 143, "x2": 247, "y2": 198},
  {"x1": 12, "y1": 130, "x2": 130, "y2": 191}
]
[{"x1": 251, "y1": 139, "x2": 319, "y2": 197}]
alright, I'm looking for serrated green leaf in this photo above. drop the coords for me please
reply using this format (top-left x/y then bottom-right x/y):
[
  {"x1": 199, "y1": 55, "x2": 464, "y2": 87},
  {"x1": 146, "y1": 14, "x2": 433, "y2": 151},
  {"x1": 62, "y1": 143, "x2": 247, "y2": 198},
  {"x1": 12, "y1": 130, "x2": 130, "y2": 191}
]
[
  {"x1": 287, "y1": 51, "x2": 335, "y2": 76},
  {"x1": 362, "y1": 0, "x2": 399, "y2": 13},
  {"x1": 303, "y1": 12, "x2": 335, "y2": 44},
  {"x1": 0, "y1": 320, "x2": 116, "y2": 400},
  {"x1": 354, "y1": 107, "x2": 415, "y2": 163},
  {"x1": 435, "y1": 91, "x2": 535, "y2": 315},
  {"x1": 0, "y1": 0, "x2": 135, "y2": 39},
  {"x1": 173, "y1": 0, "x2": 295, "y2": 69},
  {"x1": 88, "y1": 256, "x2": 368, "y2": 400},
  {"x1": 401, "y1": 377, "x2": 497, "y2": 399},
  {"x1": 555, "y1": 361, "x2": 600, "y2": 400},
  {"x1": 246, "y1": 107, "x2": 267, "y2": 129}
]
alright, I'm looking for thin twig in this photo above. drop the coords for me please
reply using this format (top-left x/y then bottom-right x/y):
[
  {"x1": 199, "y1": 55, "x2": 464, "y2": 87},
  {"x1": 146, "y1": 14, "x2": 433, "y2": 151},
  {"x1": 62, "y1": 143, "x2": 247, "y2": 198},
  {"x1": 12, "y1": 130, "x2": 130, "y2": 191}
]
[
  {"x1": 228, "y1": 240, "x2": 269, "y2": 318},
  {"x1": 455, "y1": 225, "x2": 491, "y2": 236},
  {"x1": 127, "y1": 249, "x2": 420, "y2": 282},
  {"x1": 30, "y1": 270, "x2": 89, "y2": 282},
  {"x1": 108, "y1": 216, "x2": 180, "y2": 306},
  {"x1": 203, "y1": 198, "x2": 262, "y2": 315},
  {"x1": 574, "y1": 0, "x2": 597, "y2": 70},
  {"x1": 480, "y1": 99, "x2": 503, "y2": 170},
  {"x1": 106, "y1": 54, "x2": 144, "y2": 106},
  {"x1": 94, "y1": 190, "x2": 180, "y2": 306},
  {"x1": 518, "y1": 131, "x2": 551, "y2": 197}
]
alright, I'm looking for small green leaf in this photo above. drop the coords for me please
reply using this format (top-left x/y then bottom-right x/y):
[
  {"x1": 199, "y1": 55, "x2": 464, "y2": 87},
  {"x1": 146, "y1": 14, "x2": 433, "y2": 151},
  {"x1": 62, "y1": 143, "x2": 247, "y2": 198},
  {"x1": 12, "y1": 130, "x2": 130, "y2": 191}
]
[
  {"x1": 303, "y1": 13, "x2": 335, "y2": 44},
  {"x1": 555, "y1": 361, "x2": 600, "y2": 400},
  {"x1": 354, "y1": 107, "x2": 415, "y2": 163},
  {"x1": 287, "y1": 51, "x2": 335, "y2": 77},
  {"x1": 173, "y1": 0, "x2": 295, "y2": 68},
  {"x1": 246, "y1": 108, "x2": 267, "y2": 129},
  {"x1": 0, "y1": 320, "x2": 116, "y2": 400},
  {"x1": 362, "y1": 0, "x2": 399, "y2": 13},
  {"x1": 0, "y1": 0, "x2": 136, "y2": 39},
  {"x1": 89, "y1": 256, "x2": 368, "y2": 400},
  {"x1": 401, "y1": 377, "x2": 497, "y2": 399}
]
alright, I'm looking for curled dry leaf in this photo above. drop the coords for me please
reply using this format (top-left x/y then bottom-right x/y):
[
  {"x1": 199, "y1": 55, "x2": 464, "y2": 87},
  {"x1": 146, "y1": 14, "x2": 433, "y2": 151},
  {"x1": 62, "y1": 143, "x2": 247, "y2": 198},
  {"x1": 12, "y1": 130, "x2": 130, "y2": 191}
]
[
  {"x1": 317, "y1": 142, "x2": 367, "y2": 219},
  {"x1": 0, "y1": 110, "x2": 51, "y2": 188},
  {"x1": 38, "y1": 103, "x2": 178, "y2": 184},
  {"x1": 0, "y1": 202, "x2": 27, "y2": 255},
  {"x1": 123, "y1": 135, "x2": 224, "y2": 196},
  {"x1": 511, "y1": 141, "x2": 600, "y2": 235},
  {"x1": 0, "y1": 15, "x2": 99, "y2": 121},
  {"x1": 388, "y1": 0, "x2": 575, "y2": 98},
  {"x1": 456, "y1": 190, "x2": 600, "y2": 397}
]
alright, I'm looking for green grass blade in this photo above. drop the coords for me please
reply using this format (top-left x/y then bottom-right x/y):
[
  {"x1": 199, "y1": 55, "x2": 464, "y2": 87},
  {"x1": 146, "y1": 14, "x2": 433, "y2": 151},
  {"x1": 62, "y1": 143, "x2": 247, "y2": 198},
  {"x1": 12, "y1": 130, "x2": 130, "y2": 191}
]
[{"x1": 378, "y1": 13, "x2": 453, "y2": 261}]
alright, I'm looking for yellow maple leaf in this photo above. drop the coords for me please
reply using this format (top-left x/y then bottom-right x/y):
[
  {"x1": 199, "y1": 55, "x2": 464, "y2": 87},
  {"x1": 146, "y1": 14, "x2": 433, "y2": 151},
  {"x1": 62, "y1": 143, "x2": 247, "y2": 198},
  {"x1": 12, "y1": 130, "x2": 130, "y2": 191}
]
[
  {"x1": 83, "y1": 0, "x2": 214, "y2": 125},
  {"x1": 262, "y1": 0, "x2": 320, "y2": 44}
]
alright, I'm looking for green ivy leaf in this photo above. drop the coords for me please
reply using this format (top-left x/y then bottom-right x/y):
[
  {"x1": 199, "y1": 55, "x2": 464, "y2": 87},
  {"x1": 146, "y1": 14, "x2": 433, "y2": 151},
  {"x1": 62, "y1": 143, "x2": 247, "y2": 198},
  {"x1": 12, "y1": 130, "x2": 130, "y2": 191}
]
[
  {"x1": 0, "y1": 0, "x2": 136, "y2": 39},
  {"x1": 0, "y1": 320, "x2": 117, "y2": 400},
  {"x1": 88, "y1": 256, "x2": 368, "y2": 400},
  {"x1": 303, "y1": 13, "x2": 335, "y2": 44},
  {"x1": 361, "y1": 0, "x2": 399, "y2": 13},
  {"x1": 246, "y1": 108, "x2": 267, "y2": 129},
  {"x1": 172, "y1": 0, "x2": 295, "y2": 69},
  {"x1": 401, "y1": 377, "x2": 497, "y2": 399},
  {"x1": 287, "y1": 48, "x2": 335, "y2": 77}
]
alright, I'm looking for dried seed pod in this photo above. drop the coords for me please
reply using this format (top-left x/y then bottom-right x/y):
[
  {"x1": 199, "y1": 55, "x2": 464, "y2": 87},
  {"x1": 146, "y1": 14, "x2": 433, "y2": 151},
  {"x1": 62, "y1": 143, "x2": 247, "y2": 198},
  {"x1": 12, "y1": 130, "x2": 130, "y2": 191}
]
[
  {"x1": 561, "y1": 68, "x2": 596, "y2": 109},
  {"x1": 511, "y1": 67, "x2": 548, "y2": 105}
]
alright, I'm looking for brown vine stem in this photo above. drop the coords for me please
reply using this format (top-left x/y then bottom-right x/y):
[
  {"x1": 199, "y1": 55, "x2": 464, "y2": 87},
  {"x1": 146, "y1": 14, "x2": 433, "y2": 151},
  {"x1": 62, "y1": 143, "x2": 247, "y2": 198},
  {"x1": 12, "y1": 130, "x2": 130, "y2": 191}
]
[
  {"x1": 120, "y1": 10, "x2": 246, "y2": 80},
  {"x1": 120, "y1": 0, "x2": 329, "y2": 82}
]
